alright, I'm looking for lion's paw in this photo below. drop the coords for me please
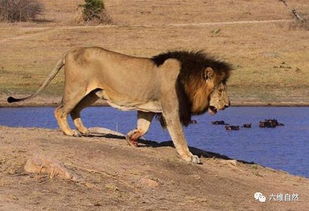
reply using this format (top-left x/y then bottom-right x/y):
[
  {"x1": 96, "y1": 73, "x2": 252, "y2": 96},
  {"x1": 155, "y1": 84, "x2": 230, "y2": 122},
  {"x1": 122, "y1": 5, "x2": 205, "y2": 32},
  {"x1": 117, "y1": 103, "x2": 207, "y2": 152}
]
[
  {"x1": 191, "y1": 155, "x2": 202, "y2": 164},
  {"x1": 125, "y1": 136, "x2": 139, "y2": 147},
  {"x1": 182, "y1": 154, "x2": 202, "y2": 164},
  {"x1": 63, "y1": 130, "x2": 81, "y2": 137},
  {"x1": 80, "y1": 130, "x2": 91, "y2": 137},
  {"x1": 72, "y1": 130, "x2": 82, "y2": 137}
]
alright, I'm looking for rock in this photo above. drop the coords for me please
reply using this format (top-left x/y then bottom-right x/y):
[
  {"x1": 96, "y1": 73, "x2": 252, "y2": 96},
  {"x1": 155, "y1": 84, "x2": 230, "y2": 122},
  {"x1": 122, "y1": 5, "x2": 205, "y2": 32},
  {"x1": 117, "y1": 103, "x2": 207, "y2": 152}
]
[
  {"x1": 24, "y1": 154, "x2": 79, "y2": 181},
  {"x1": 221, "y1": 159, "x2": 238, "y2": 166},
  {"x1": 89, "y1": 127, "x2": 124, "y2": 136}
]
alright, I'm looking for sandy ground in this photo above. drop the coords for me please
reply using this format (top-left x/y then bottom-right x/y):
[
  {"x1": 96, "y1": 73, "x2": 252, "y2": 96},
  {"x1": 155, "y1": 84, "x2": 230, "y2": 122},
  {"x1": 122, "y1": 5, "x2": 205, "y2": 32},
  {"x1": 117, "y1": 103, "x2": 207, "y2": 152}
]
[{"x1": 0, "y1": 126, "x2": 308, "y2": 210}]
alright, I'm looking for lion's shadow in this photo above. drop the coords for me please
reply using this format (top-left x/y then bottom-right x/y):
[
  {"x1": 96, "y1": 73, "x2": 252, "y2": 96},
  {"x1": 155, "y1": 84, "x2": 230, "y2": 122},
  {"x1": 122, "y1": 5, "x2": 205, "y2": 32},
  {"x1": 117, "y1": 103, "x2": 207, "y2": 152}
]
[
  {"x1": 86, "y1": 132, "x2": 255, "y2": 165},
  {"x1": 139, "y1": 139, "x2": 255, "y2": 165}
]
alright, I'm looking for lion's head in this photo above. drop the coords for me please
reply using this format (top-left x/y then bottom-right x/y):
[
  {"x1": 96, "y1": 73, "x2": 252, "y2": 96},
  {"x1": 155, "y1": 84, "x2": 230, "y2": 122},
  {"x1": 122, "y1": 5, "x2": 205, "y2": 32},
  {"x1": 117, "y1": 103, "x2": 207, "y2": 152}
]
[
  {"x1": 208, "y1": 81, "x2": 230, "y2": 115},
  {"x1": 152, "y1": 51, "x2": 232, "y2": 126}
]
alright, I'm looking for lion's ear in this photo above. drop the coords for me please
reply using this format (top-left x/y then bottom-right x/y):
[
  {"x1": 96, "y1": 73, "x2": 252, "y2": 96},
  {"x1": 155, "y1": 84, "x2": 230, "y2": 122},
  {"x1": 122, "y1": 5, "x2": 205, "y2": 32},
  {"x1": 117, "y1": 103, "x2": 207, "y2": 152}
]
[{"x1": 203, "y1": 67, "x2": 214, "y2": 80}]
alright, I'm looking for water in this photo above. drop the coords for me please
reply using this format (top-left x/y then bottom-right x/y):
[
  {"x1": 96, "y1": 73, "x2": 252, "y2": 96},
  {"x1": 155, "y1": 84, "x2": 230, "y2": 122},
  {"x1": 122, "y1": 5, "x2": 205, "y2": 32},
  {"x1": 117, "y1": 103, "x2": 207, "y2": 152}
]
[{"x1": 0, "y1": 106, "x2": 308, "y2": 178}]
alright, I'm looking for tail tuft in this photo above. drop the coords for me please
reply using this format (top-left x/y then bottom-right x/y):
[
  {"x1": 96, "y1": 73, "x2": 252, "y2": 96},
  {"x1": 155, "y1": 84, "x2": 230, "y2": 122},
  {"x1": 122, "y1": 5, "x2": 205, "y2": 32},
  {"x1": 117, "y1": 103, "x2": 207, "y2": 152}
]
[{"x1": 7, "y1": 96, "x2": 21, "y2": 103}]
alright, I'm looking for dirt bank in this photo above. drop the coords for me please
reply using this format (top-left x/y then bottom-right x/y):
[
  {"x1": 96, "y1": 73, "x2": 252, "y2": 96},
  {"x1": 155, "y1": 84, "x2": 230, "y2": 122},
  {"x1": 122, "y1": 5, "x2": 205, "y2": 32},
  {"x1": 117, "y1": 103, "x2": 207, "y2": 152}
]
[{"x1": 0, "y1": 126, "x2": 308, "y2": 210}]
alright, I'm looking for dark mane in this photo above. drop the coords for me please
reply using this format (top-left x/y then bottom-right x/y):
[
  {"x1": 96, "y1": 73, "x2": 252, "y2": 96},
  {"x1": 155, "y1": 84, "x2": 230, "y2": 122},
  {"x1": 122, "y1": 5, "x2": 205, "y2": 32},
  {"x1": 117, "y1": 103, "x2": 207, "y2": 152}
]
[
  {"x1": 151, "y1": 50, "x2": 232, "y2": 81},
  {"x1": 151, "y1": 50, "x2": 232, "y2": 126}
]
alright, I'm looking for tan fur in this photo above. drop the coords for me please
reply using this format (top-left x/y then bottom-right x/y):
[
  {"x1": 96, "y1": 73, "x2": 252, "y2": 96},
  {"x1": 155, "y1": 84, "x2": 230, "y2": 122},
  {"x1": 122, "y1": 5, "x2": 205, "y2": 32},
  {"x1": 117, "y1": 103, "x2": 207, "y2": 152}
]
[
  {"x1": 8, "y1": 47, "x2": 231, "y2": 164},
  {"x1": 209, "y1": 80, "x2": 230, "y2": 112}
]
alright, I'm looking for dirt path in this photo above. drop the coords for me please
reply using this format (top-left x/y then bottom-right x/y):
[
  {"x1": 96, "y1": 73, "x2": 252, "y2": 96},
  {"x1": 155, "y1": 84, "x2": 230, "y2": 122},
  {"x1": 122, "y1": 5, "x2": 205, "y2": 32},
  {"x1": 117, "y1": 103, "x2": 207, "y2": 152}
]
[
  {"x1": 0, "y1": 126, "x2": 308, "y2": 210},
  {"x1": 0, "y1": 19, "x2": 292, "y2": 43}
]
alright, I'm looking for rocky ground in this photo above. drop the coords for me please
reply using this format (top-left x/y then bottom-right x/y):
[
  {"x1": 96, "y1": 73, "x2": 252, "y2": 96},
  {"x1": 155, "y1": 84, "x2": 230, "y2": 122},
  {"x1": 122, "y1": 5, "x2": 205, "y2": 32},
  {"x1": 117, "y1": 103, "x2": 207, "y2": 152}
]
[{"x1": 0, "y1": 126, "x2": 308, "y2": 210}]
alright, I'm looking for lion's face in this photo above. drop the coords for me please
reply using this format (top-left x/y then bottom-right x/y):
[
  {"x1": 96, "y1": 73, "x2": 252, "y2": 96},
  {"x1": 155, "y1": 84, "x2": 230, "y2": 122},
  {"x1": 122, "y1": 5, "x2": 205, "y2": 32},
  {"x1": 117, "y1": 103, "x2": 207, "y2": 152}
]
[
  {"x1": 187, "y1": 67, "x2": 230, "y2": 115},
  {"x1": 208, "y1": 82, "x2": 230, "y2": 115}
]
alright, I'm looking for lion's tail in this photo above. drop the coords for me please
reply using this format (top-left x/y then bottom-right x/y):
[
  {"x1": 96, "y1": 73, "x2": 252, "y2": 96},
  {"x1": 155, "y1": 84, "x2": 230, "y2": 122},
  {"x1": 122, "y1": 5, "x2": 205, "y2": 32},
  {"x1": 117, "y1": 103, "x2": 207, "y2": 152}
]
[{"x1": 7, "y1": 58, "x2": 65, "y2": 103}]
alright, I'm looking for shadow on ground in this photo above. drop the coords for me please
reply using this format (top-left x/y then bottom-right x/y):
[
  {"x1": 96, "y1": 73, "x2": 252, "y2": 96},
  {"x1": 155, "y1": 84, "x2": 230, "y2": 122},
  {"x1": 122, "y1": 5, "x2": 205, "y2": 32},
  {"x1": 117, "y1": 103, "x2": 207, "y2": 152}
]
[{"x1": 84, "y1": 132, "x2": 255, "y2": 165}]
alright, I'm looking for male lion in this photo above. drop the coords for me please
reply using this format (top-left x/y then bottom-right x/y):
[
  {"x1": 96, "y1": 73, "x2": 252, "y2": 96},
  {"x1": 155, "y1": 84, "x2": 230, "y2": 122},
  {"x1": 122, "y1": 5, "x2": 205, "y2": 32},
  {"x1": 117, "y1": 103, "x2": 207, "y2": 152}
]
[{"x1": 8, "y1": 47, "x2": 232, "y2": 164}]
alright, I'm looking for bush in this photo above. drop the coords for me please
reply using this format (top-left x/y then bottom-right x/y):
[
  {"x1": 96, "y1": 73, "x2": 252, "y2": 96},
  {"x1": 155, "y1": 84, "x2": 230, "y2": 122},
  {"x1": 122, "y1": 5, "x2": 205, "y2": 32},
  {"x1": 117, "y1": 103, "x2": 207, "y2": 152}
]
[
  {"x1": 0, "y1": 0, "x2": 43, "y2": 22},
  {"x1": 78, "y1": 0, "x2": 112, "y2": 24}
]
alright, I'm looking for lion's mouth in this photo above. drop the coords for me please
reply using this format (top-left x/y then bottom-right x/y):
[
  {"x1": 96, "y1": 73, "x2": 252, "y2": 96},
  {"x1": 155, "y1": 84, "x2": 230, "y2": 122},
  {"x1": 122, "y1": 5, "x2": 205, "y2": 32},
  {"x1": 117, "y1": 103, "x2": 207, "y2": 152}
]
[{"x1": 208, "y1": 106, "x2": 217, "y2": 115}]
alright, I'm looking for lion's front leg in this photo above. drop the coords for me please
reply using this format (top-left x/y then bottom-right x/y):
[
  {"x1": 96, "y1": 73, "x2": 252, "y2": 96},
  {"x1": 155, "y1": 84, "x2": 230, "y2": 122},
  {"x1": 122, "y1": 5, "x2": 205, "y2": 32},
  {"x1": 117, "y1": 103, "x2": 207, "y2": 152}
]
[
  {"x1": 157, "y1": 58, "x2": 201, "y2": 163},
  {"x1": 126, "y1": 111, "x2": 154, "y2": 147},
  {"x1": 163, "y1": 110, "x2": 201, "y2": 164}
]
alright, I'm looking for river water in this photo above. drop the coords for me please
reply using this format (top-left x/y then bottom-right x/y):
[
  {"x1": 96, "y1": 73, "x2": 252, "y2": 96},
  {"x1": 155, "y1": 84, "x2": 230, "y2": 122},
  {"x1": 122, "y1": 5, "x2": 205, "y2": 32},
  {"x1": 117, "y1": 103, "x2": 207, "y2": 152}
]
[{"x1": 0, "y1": 106, "x2": 308, "y2": 178}]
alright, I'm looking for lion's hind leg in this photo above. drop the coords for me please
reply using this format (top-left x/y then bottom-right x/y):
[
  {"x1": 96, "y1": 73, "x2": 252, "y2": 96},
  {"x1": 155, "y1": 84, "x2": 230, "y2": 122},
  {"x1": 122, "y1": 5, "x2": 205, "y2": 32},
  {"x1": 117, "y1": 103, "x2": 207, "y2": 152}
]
[
  {"x1": 55, "y1": 91, "x2": 88, "y2": 137},
  {"x1": 126, "y1": 111, "x2": 154, "y2": 147},
  {"x1": 55, "y1": 105, "x2": 80, "y2": 137},
  {"x1": 70, "y1": 91, "x2": 100, "y2": 136}
]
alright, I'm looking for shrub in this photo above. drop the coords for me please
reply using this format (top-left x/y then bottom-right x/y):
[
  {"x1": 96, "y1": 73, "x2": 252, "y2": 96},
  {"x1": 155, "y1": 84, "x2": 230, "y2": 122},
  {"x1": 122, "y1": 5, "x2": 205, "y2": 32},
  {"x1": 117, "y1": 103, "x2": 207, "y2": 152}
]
[
  {"x1": 0, "y1": 0, "x2": 43, "y2": 22},
  {"x1": 78, "y1": 0, "x2": 112, "y2": 24}
]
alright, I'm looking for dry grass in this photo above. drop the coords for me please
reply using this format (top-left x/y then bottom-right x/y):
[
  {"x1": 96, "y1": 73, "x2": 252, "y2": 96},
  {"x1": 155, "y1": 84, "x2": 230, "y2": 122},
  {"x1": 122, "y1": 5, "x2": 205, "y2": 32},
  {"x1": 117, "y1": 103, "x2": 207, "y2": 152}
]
[
  {"x1": 290, "y1": 16, "x2": 309, "y2": 30},
  {"x1": 0, "y1": 0, "x2": 308, "y2": 104}
]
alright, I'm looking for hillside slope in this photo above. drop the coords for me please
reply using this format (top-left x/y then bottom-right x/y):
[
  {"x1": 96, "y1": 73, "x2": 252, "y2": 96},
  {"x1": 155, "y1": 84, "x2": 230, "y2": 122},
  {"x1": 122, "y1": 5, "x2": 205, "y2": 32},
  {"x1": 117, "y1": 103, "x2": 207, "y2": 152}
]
[{"x1": 0, "y1": 126, "x2": 308, "y2": 210}]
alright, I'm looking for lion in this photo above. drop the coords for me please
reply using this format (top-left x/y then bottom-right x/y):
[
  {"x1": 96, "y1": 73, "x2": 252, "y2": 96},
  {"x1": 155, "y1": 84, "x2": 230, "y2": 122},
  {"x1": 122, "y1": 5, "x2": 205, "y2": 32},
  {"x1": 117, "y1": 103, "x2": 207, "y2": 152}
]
[{"x1": 7, "y1": 47, "x2": 232, "y2": 164}]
